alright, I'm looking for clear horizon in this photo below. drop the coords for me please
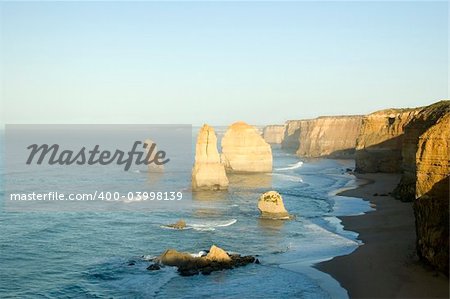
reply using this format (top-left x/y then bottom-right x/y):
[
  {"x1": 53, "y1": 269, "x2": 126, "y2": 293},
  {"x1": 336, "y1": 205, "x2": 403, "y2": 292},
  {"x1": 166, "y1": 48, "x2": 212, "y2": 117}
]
[{"x1": 0, "y1": 1, "x2": 448, "y2": 128}]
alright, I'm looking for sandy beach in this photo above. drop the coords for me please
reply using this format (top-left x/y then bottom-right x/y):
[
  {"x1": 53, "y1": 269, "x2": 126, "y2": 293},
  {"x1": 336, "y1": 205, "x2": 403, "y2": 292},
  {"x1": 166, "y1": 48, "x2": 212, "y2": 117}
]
[{"x1": 316, "y1": 173, "x2": 449, "y2": 299}]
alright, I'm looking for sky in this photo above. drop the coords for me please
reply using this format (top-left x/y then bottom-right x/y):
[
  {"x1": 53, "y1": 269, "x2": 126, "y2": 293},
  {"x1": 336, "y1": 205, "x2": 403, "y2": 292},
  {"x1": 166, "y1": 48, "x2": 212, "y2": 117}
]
[{"x1": 0, "y1": 1, "x2": 448, "y2": 127}]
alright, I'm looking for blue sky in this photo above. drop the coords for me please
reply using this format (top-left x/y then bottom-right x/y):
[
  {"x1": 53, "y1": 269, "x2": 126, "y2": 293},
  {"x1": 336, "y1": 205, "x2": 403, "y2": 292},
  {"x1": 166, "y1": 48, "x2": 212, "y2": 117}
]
[{"x1": 0, "y1": 1, "x2": 448, "y2": 126}]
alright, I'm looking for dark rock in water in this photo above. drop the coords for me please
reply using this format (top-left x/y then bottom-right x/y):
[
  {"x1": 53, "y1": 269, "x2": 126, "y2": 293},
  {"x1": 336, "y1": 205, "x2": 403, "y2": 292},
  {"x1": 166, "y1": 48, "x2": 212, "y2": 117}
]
[
  {"x1": 200, "y1": 267, "x2": 213, "y2": 275},
  {"x1": 150, "y1": 245, "x2": 258, "y2": 277},
  {"x1": 178, "y1": 268, "x2": 199, "y2": 276},
  {"x1": 128, "y1": 260, "x2": 136, "y2": 266},
  {"x1": 373, "y1": 193, "x2": 379, "y2": 196},
  {"x1": 147, "y1": 264, "x2": 161, "y2": 271},
  {"x1": 255, "y1": 259, "x2": 260, "y2": 264},
  {"x1": 165, "y1": 219, "x2": 187, "y2": 229},
  {"x1": 345, "y1": 168, "x2": 353, "y2": 172}
]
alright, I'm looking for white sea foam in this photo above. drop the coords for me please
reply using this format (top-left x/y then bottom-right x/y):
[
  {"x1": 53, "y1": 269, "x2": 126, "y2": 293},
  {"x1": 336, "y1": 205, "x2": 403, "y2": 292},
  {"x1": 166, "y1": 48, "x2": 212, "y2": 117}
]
[
  {"x1": 302, "y1": 222, "x2": 359, "y2": 248},
  {"x1": 275, "y1": 161, "x2": 304, "y2": 171},
  {"x1": 190, "y1": 219, "x2": 237, "y2": 231},
  {"x1": 141, "y1": 255, "x2": 157, "y2": 261},
  {"x1": 160, "y1": 219, "x2": 237, "y2": 232},
  {"x1": 191, "y1": 250, "x2": 208, "y2": 258},
  {"x1": 159, "y1": 225, "x2": 193, "y2": 230}
]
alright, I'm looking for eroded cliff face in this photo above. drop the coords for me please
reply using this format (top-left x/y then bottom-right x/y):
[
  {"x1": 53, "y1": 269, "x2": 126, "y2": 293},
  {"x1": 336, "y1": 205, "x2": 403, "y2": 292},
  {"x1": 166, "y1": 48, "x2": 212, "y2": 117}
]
[
  {"x1": 413, "y1": 111, "x2": 449, "y2": 275},
  {"x1": 281, "y1": 116, "x2": 362, "y2": 157},
  {"x1": 271, "y1": 100, "x2": 449, "y2": 275},
  {"x1": 263, "y1": 125, "x2": 285, "y2": 144},
  {"x1": 296, "y1": 116, "x2": 363, "y2": 158},
  {"x1": 281, "y1": 120, "x2": 304, "y2": 151},
  {"x1": 355, "y1": 108, "x2": 420, "y2": 173},
  {"x1": 192, "y1": 124, "x2": 229, "y2": 190},
  {"x1": 221, "y1": 121, "x2": 272, "y2": 172},
  {"x1": 393, "y1": 101, "x2": 450, "y2": 201}
]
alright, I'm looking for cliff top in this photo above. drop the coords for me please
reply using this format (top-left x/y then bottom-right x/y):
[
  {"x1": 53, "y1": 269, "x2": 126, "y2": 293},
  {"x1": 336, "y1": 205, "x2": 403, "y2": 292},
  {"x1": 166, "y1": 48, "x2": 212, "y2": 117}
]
[
  {"x1": 367, "y1": 100, "x2": 449, "y2": 116},
  {"x1": 368, "y1": 107, "x2": 419, "y2": 116},
  {"x1": 285, "y1": 115, "x2": 363, "y2": 123}
]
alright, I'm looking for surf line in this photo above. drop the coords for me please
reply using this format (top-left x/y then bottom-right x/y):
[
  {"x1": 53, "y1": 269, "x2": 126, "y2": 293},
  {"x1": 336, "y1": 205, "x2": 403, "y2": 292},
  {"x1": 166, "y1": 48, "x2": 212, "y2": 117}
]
[{"x1": 25, "y1": 141, "x2": 169, "y2": 171}]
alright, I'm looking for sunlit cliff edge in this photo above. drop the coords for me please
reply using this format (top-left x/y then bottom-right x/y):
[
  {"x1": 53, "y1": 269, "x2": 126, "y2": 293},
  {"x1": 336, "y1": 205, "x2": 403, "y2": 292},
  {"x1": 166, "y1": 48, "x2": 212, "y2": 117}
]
[{"x1": 262, "y1": 100, "x2": 450, "y2": 275}]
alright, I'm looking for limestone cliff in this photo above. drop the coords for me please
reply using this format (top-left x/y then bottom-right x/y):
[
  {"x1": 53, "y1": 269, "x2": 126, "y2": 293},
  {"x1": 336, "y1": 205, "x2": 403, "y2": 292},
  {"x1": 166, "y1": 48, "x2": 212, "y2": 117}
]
[
  {"x1": 413, "y1": 110, "x2": 450, "y2": 275},
  {"x1": 393, "y1": 101, "x2": 450, "y2": 201},
  {"x1": 263, "y1": 125, "x2": 285, "y2": 144},
  {"x1": 192, "y1": 124, "x2": 229, "y2": 190},
  {"x1": 415, "y1": 112, "x2": 450, "y2": 198},
  {"x1": 280, "y1": 116, "x2": 362, "y2": 157},
  {"x1": 296, "y1": 116, "x2": 363, "y2": 158},
  {"x1": 221, "y1": 121, "x2": 272, "y2": 172},
  {"x1": 281, "y1": 120, "x2": 304, "y2": 151},
  {"x1": 355, "y1": 108, "x2": 420, "y2": 173}
]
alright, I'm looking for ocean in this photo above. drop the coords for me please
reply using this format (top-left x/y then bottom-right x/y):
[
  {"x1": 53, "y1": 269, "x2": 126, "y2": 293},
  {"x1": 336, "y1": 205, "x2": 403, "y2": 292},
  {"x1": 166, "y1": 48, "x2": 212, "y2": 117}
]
[{"x1": 0, "y1": 129, "x2": 372, "y2": 298}]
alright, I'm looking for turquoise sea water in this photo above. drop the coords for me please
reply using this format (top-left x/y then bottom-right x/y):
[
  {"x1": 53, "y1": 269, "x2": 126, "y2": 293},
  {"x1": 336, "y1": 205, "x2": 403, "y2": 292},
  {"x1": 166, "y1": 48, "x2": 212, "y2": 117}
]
[{"x1": 0, "y1": 131, "x2": 372, "y2": 298}]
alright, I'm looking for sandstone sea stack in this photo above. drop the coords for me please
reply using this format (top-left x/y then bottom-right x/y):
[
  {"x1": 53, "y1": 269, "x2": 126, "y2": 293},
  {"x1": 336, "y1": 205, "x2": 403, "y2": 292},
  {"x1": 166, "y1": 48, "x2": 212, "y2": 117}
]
[
  {"x1": 192, "y1": 124, "x2": 229, "y2": 190},
  {"x1": 221, "y1": 121, "x2": 272, "y2": 172},
  {"x1": 257, "y1": 191, "x2": 290, "y2": 220},
  {"x1": 144, "y1": 139, "x2": 164, "y2": 172}
]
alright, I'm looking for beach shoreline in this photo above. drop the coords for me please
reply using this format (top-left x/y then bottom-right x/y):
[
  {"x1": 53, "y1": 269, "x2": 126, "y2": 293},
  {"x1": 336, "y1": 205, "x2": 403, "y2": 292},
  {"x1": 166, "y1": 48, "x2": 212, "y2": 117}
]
[{"x1": 316, "y1": 173, "x2": 449, "y2": 298}]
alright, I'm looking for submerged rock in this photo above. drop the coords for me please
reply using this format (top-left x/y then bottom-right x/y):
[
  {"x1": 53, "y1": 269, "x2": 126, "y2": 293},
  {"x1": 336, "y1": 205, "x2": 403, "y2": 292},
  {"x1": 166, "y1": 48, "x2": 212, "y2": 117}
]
[
  {"x1": 165, "y1": 219, "x2": 187, "y2": 229},
  {"x1": 148, "y1": 245, "x2": 258, "y2": 276},
  {"x1": 146, "y1": 264, "x2": 160, "y2": 270},
  {"x1": 257, "y1": 191, "x2": 291, "y2": 220}
]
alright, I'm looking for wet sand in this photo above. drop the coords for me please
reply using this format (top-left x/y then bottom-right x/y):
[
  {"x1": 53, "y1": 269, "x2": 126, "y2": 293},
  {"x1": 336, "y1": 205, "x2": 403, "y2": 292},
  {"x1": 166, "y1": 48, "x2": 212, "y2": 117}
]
[{"x1": 316, "y1": 173, "x2": 449, "y2": 298}]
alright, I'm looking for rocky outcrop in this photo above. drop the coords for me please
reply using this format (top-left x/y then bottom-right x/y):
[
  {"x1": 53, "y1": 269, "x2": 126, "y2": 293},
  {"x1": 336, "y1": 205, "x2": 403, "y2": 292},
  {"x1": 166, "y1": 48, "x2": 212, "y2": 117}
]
[
  {"x1": 149, "y1": 245, "x2": 258, "y2": 276},
  {"x1": 257, "y1": 191, "x2": 290, "y2": 219},
  {"x1": 205, "y1": 245, "x2": 232, "y2": 262},
  {"x1": 165, "y1": 219, "x2": 186, "y2": 229},
  {"x1": 393, "y1": 101, "x2": 450, "y2": 201},
  {"x1": 158, "y1": 249, "x2": 196, "y2": 267},
  {"x1": 221, "y1": 122, "x2": 272, "y2": 172},
  {"x1": 413, "y1": 112, "x2": 449, "y2": 275},
  {"x1": 263, "y1": 125, "x2": 285, "y2": 144},
  {"x1": 192, "y1": 125, "x2": 229, "y2": 190},
  {"x1": 296, "y1": 116, "x2": 363, "y2": 158},
  {"x1": 355, "y1": 108, "x2": 420, "y2": 173}
]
